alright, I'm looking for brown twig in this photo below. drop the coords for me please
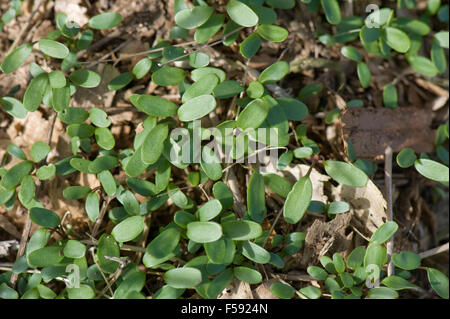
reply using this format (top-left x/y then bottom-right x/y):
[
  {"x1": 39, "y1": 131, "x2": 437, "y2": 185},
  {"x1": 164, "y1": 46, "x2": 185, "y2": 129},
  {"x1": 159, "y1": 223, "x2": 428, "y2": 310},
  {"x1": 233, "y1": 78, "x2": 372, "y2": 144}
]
[
  {"x1": 385, "y1": 146, "x2": 394, "y2": 277},
  {"x1": 5, "y1": 0, "x2": 45, "y2": 56}
]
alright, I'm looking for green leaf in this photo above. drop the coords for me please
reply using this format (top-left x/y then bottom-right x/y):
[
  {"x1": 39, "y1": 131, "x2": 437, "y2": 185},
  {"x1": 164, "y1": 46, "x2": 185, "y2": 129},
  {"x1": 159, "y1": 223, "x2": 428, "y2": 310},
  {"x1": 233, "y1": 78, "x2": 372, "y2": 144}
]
[
  {"x1": 27, "y1": 246, "x2": 64, "y2": 268},
  {"x1": 434, "y1": 31, "x2": 449, "y2": 49},
  {"x1": 427, "y1": 268, "x2": 449, "y2": 299},
  {"x1": 370, "y1": 221, "x2": 398, "y2": 244},
  {"x1": 108, "y1": 72, "x2": 133, "y2": 91},
  {"x1": 213, "y1": 80, "x2": 244, "y2": 99},
  {"x1": 36, "y1": 165, "x2": 56, "y2": 181},
  {"x1": 414, "y1": 158, "x2": 449, "y2": 182},
  {"x1": 333, "y1": 253, "x2": 346, "y2": 274},
  {"x1": 327, "y1": 201, "x2": 350, "y2": 215},
  {"x1": 257, "y1": 24, "x2": 288, "y2": 42},
  {"x1": 265, "y1": 0, "x2": 295, "y2": 9},
  {"x1": 67, "y1": 284, "x2": 95, "y2": 299},
  {"x1": 146, "y1": 228, "x2": 181, "y2": 260},
  {"x1": 357, "y1": 62, "x2": 371, "y2": 89},
  {"x1": 283, "y1": 176, "x2": 312, "y2": 224},
  {"x1": 95, "y1": 127, "x2": 115, "y2": 150},
  {"x1": 1, "y1": 160, "x2": 33, "y2": 189},
  {"x1": 182, "y1": 74, "x2": 219, "y2": 102},
  {"x1": 365, "y1": 8, "x2": 393, "y2": 28},
  {"x1": 392, "y1": 251, "x2": 421, "y2": 270},
  {"x1": 299, "y1": 286, "x2": 322, "y2": 299},
  {"x1": 293, "y1": 147, "x2": 313, "y2": 159},
  {"x1": 364, "y1": 243, "x2": 387, "y2": 269},
  {"x1": 132, "y1": 58, "x2": 152, "y2": 79},
  {"x1": 384, "y1": 27, "x2": 410, "y2": 53},
  {"x1": 30, "y1": 142, "x2": 50, "y2": 163},
  {"x1": 240, "y1": 33, "x2": 261, "y2": 59},
  {"x1": 307, "y1": 265, "x2": 328, "y2": 280},
  {"x1": 69, "y1": 69, "x2": 101, "y2": 88},
  {"x1": 164, "y1": 267, "x2": 203, "y2": 289},
  {"x1": 236, "y1": 98, "x2": 269, "y2": 130},
  {"x1": 189, "y1": 52, "x2": 210, "y2": 68},
  {"x1": 247, "y1": 81, "x2": 265, "y2": 99},
  {"x1": 407, "y1": 56, "x2": 439, "y2": 77},
  {"x1": 89, "y1": 108, "x2": 111, "y2": 128},
  {"x1": 97, "y1": 234, "x2": 120, "y2": 273},
  {"x1": 7, "y1": 144, "x2": 27, "y2": 160},
  {"x1": 191, "y1": 67, "x2": 226, "y2": 82},
  {"x1": 298, "y1": 83, "x2": 323, "y2": 100},
  {"x1": 368, "y1": 287, "x2": 398, "y2": 299},
  {"x1": 204, "y1": 237, "x2": 236, "y2": 265},
  {"x1": 227, "y1": 0, "x2": 259, "y2": 27},
  {"x1": 270, "y1": 282, "x2": 295, "y2": 299},
  {"x1": 198, "y1": 199, "x2": 222, "y2": 221},
  {"x1": 0, "y1": 97, "x2": 28, "y2": 119},
  {"x1": 18, "y1": 175, "x2": 34, "y2": 205},
  {"x1": 186, "y1": 221, "x2": 222, "y2": 243},
  {"x1": 212, "y1": 181, "x2": 234, "y2": 209},
  {"x1": 276, "y1": 97, "x2": 308, "y2": 121},
  {"x1": 341, "y1": 46, "x2": 362, "y2": 62},
  {"x1": 195, "y1": 14, "x2": 225, "y2": 44},
  {"x1": 247, "y1": 172, "x2": 267, "y2": 223},
  {"x1": 134, "y1": 95, "x2": 178, "y2": 117},
  {"x1": 234, "y1": 267, "x2": 262, "y2": 284},
  {"x1": 88, "y1": 12, "x2": 122, "y2": 30},
  {"x1": 30, "y1": 207, "x2": 60, "y2": 228},
  {"x1": 222, "y1": 220, "x2": 262, "y2": 241},
  {"x1": 77, "y1": 30, "x2": 94, "y2": 50},
  {"x1": 85, "y1": 192, "x2": 100, "y2": 222},
  {"x1": 0, "y1": 283, "x2": 19, "y2": 299},
  {"x1": 381, "y1": 276, "x2": 419, "y2": 290},
  {"x1": 48, "y1": 70, "x2": 66, "y2": 89},
  {"x1": 242, "y1": 241, "x2": 270, "y2": 264},
  {"x1": 153, "y1": 65, "x2": 186, "y2": 86},
  {"x1": 23, "y1": 73, "x2": 49, "y2": 111},
  {"x1": 98, "y1": 170, "x2": 117, "y2": 196},
  {"x1": 175, "y1": 6, "x2": 214, "y2": 29},
  {"x1": 321, "y1": 0, "x2": 341, "y2": 25},
  {"x1": 263, "y1": 174, "x2": 292, "y2": 198},
  {"x1": 59, "y1": 107, "x2": 89, "y2": 124},
  {"x1": 178, "y1": 95, "x2": 216, "y2": 121},
  {"x1": 38, "y1": 39, "x2": 69, "y2": 59},
  {"x1": 347, "y1": 246, "x2": 366, "y2": 270},
  {"x1": 259, "y1": 61, "x2": 290, "y2": 84},
  {"x1": 111, "y1": 215, "x2": 144, "y2": 242},
  {"x1": 431, "y1": 39, "x2": 447, "y2": 74},
  {"x1": 142, "y1": 124, "x2": 168, "y2": 165},
  {"x1": 1, "y1": 43, "x2": 32, "y2": 74},
  {"x1": 324, "y1": 160, "x2": 369, "y2": 188},
  {"x1": 63, "y1": 186, "x2": 91, "y2": 200},
  {"x1": 63, "y1": 240, "x2": 86, "y2": 259},
  {"x1": 383, "y1": 84, "x2": 398, "y2": 109}
]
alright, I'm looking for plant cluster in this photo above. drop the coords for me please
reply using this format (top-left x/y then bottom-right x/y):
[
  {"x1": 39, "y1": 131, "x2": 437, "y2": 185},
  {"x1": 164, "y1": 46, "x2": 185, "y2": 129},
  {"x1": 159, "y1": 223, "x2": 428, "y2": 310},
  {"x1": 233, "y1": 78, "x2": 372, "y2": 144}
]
[{"x1": 0, "y1": 0, "x2": 448, "y2": 299}]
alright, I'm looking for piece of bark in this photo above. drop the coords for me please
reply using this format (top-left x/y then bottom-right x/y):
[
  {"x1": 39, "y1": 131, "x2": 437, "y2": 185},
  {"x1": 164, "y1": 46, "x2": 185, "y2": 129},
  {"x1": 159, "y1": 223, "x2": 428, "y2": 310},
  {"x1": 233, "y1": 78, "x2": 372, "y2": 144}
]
[
  {"x1": 296, "y1": 213, "x2": 353, "y2": 268},
  {"x1": 340, "y1": 107, "x2": 434, "y2": 159}
]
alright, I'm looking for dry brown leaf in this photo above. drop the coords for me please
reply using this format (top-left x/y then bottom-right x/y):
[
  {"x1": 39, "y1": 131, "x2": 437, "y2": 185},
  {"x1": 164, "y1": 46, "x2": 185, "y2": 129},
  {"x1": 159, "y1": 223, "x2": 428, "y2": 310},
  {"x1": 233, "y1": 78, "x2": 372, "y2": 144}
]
[{"x1": 340, "y1": 107, "x2": 434, "y2": 159}]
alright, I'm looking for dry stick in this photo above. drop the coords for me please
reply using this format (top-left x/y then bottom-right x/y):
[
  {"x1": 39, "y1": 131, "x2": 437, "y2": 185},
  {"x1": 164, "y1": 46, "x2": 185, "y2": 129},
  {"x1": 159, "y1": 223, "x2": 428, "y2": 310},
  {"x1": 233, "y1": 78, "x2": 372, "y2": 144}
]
[
  {"x1": 91, "y1": 196, "x2": 113, "y2": 239},
  {"x1": 419, "y1": 242, "x2": 449, "y2": 259},
  {"x1": 385, "y1": 146, "x2": 395, "y2": 277},
  {"x1": 80, "y1": 27, "x2": 243, "y2": 65},
  {"x1": 86, "y1": 38, "x2": 133, "y2": 68},
  {"x1": 9, "y1": 111, "x2": 57, "y2": 288},
  {"x1": 5, "y1": 0, "x2": 45, "y2": 56}
]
